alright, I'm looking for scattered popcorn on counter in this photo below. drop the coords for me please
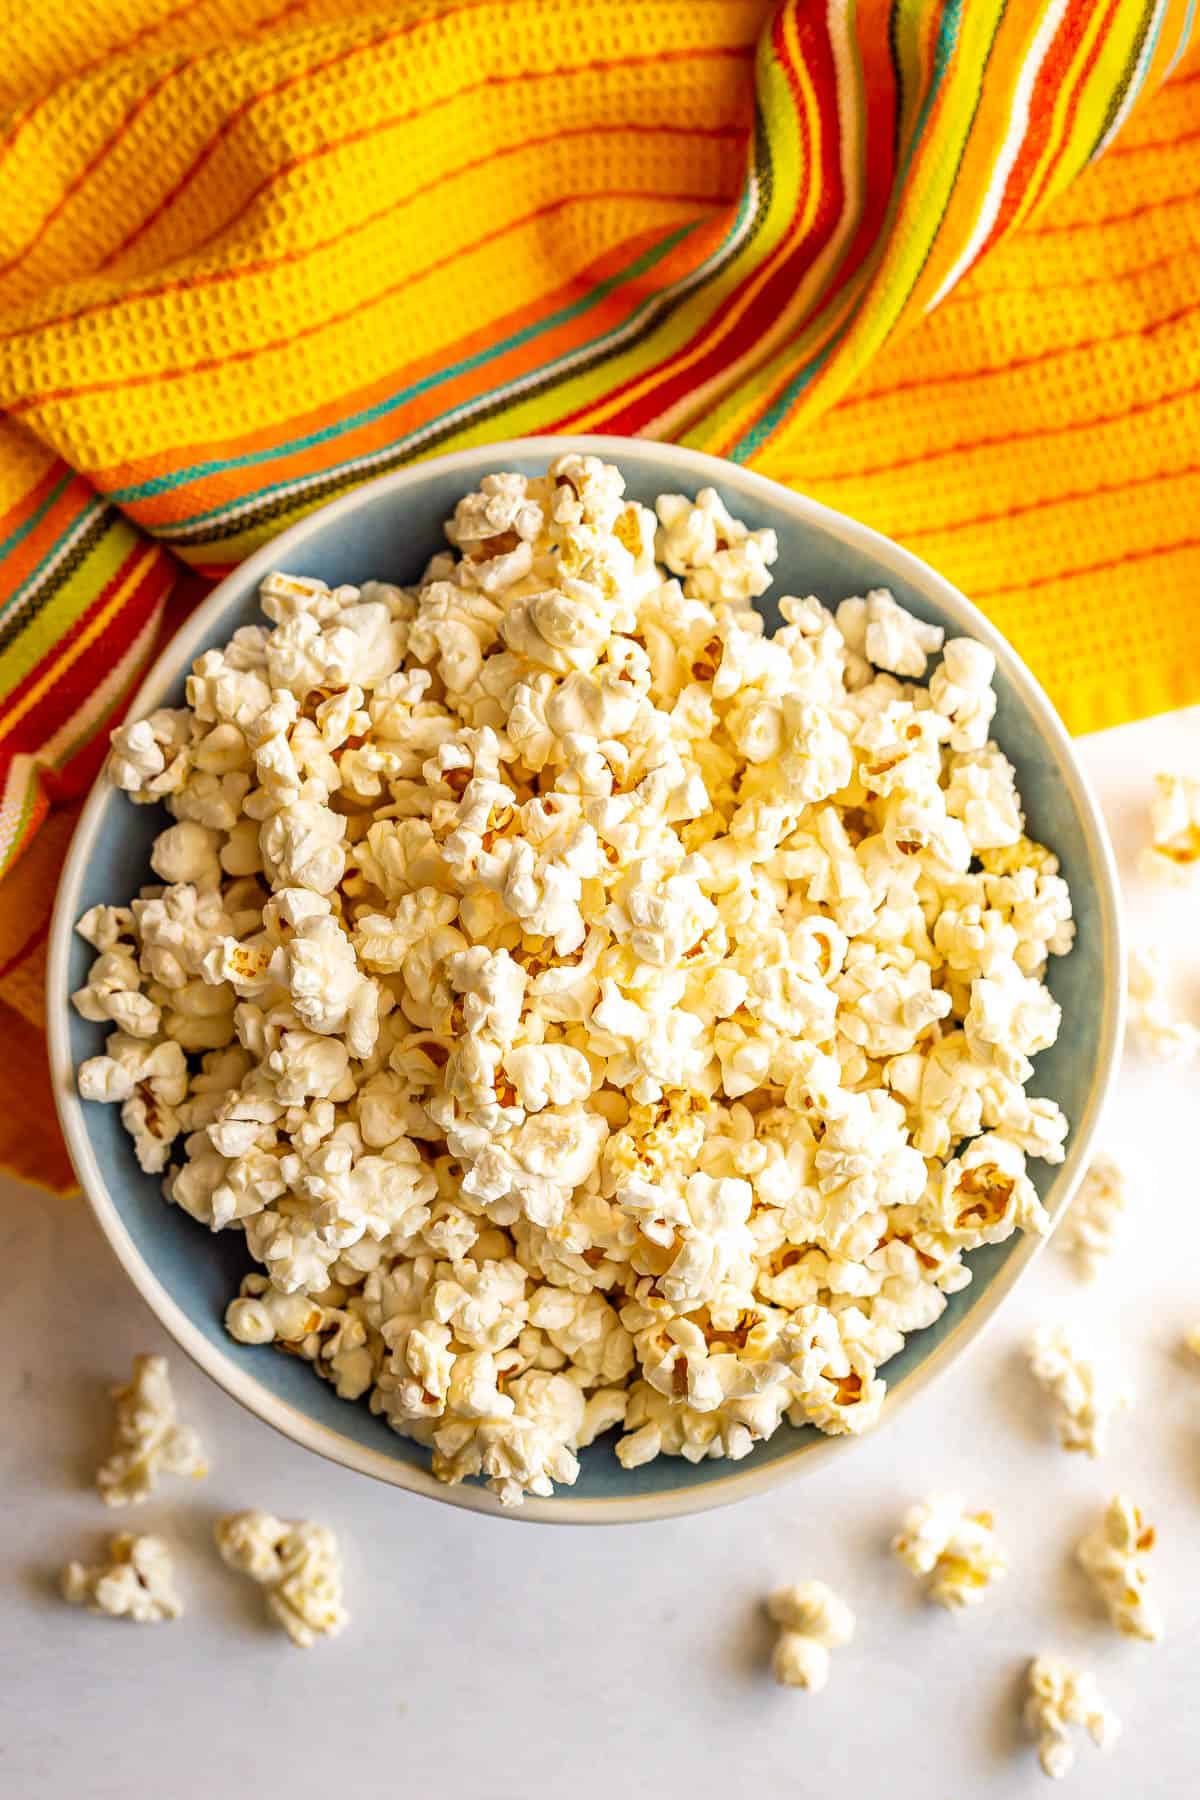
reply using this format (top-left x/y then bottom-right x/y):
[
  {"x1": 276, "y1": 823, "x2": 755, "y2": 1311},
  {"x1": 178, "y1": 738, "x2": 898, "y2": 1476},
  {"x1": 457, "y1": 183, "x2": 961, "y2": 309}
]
[
  {"x1": 765, "y1": 1580, "x2": 855, "y2": 1690},
  {"x1": 215, "y1": 1509, "x2": 347, "y2": 1647},
  {"x1": 1059, "y1": 1154, "x2": 1127, "y2": 1282},
  {"x1": 75, "y1": 454, "x2": 1075, "y2": 1504},
  {"x1": 891, "y1": 1492, "x2": 1007, "y2": 1609},
  {"x1": 1076, "y1": 1494, "x2": 1162, "y2": 1642},
  {"x1": 96, "y1": 1354, "x2": 208, "y2": 1506},
  {"x1": 61, "y1": 1533, "x2": 182, "y2": 1623},
  {"x1": 1024, "y1": 1654, "x2": 1120, "y2": 1780},
  {"x1": 1028, "y1": 1325, "x2": 1131, "y2": 1458},
  {"x1": 1139, "y1": 771, "x2": 1200, "y2": 883},
  {"x1": 1127, "y1": 947, "x2": 1200, "y2": 1064}
]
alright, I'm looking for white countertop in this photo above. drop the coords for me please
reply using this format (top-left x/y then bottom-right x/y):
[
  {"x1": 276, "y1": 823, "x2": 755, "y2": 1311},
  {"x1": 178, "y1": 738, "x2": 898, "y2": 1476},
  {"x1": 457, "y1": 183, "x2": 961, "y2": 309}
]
[{"x1": 2, "y1": 709, "x2": 1198, "y2": 1800}]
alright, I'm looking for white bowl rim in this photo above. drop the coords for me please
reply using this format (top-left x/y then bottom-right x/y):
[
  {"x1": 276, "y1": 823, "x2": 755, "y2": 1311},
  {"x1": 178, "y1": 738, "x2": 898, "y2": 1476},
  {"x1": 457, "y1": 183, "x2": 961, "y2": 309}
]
[{"x1": 47, "y1": 433, "x2": 1125, "y2": 1525}]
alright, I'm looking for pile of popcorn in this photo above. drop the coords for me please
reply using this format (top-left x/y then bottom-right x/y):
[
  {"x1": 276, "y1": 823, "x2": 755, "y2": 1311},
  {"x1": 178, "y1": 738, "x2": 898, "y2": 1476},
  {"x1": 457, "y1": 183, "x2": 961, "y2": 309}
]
[{"x1": 74, "y1": 454, "x2": 1075, "y2": 1506}]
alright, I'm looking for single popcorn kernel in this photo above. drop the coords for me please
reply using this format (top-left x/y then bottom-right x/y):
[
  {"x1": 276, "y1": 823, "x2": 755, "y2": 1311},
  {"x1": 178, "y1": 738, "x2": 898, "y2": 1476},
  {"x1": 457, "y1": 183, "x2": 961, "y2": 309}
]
[
  {"x1": 1028, "y1": 1325, "x2": 1131, "y2": 1458},
  {"x1": 1139, "y1": 771, "x2": 1200, "y2": 882},
  {"x1": 78, "y1": 456, "x2": 1074, "y2": 1505},
  {"x1": 1059, "y1": 1154, "x2": 1127, "y2": 1281},
  {"x1": 62, "y1": 1533, "x2": 182, "y2": 1624},
  {"x1": 1076, "y1": 1494, "x2": 1162, "y2": 1642},
  {"x1": 215, "y1": 1509, "x2": 347, "y2": 1648},
  {"x1": 892, "y1": 1493, "x2": 1007, "y2": 1610},
  {"x1": 765, "y1": 1580, "x2": 855, "y2": 1691},
  {"x1": 1023, "y1": 1654, "x2": 1120, "y2": 1780},
  {"x1": 96, "y1": 1354, "x2": 208, "y2": 1506}
]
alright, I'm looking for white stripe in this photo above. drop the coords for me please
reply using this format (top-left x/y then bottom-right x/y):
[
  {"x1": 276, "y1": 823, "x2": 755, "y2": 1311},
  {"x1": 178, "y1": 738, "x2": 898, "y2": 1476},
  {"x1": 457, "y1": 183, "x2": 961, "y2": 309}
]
[
  {"x1": 3, "y1": 497, "x2": 105, "y2": 621},
  {"x1": 926, "y1": 0, "x2": 1073, "y2": 312},
  {"x1": 166, "y1": 181, "x2": 762, "y2": 545},
  {"x1": 1165, "y1": 0, "x2": 1197, "y2": 77},
  {"x1": 1092, "y1": 0, "x2": 1168, "y2": 159},
  {"x1": 35, "y1": 604, "x2": 162, "y2": 766},
  {"x1": 0, "y1": 752, "x2": 33, "y2": 844},
  {"x1": 649, "y1": 0, "x2": 867, "y2": 439}
]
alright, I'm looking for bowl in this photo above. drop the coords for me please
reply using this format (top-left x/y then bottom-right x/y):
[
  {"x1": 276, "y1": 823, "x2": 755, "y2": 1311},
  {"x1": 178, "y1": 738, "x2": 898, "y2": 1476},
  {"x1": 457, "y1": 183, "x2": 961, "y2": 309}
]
[{"x1": 47, "y1": 435, "x2": 1124, "y2": 1524}]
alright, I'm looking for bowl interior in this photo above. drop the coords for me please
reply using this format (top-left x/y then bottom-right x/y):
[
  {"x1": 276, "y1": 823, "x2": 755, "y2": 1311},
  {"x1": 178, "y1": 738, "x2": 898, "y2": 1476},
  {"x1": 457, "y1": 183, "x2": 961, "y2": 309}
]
[{"x1": 57, "y1": 443, "x2": 1116, "y2": 1514}]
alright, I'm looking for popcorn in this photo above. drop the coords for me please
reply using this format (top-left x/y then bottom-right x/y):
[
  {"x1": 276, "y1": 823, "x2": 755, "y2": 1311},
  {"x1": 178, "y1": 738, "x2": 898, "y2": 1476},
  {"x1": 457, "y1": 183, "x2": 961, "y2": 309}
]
[
  {"x1": 1059, "y1": 1154, "x2": 1127, "y2": 1281},
  {"x1": 62, "y1": 1533, "x2": 182, "y2": 1624},
  {"x1": 1024, "y1": 1654, "x2": 1120, "y2": 1779},
  {"x1": 1076, "y1": 1494, "x2": 1162, "y2": 1641},
  {"x1": 1140, "y1": 770, "x2": 1200, "y2": 882},
  {"x1": 1127, "y1": 945, "x2": 1200, "y2": 1063},
  {"x1": 891, "y1": 1493, "x2": 1007, "y2": 1609},
  {"x1": 95, "y1": 1353, "x2": 208, "y2": 1505},
  {"x1": 765, "y1": 1581, "x2": 855, "y2": 1691},
  {"x1": 215, "y1": 1510, "x2": 348, "y2": 1647},
  {"x1": 1028, "y1": 1324, "x2": 1131, "y2": 1457},
  {"x1": 77, "y1": 457, "x2": 1073, "y2": 1504}
]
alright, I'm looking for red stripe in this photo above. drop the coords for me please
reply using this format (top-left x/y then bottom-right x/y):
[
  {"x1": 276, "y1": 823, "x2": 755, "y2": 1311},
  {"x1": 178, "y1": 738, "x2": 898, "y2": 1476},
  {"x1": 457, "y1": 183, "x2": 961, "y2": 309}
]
[
  {"x1": 909, "y1": 454, "x2": 1200, "y2": 538},
  {"x1": 972, "y1": 531, "x2": 1200, "y2": 599},
  {"x1": 0, "y1": 59, "x2": 186, "y2": 286},
  {"x1": 100, "y1": 21, "x2": 746, "y2": 270},
  {"x1": 0, "y1": 0, "x2": 210, "y2": 165},
  {"x1": 0, "y1": 910, "x2": 50, "y2": 981},
  {"x1": 1021, "y1": 0, "x2": 1120, "y2": 220},
  {"x1": 793, "y1": 368, "x2": 1200, "y2": 484},
  {"x1": 552, "y1": 3, "x2": 854, "y2": 436},
  {"x1": 0, "y1": 46, "x2": 752, "y2": 349},
  {"x1": 823, "y1": 296, "x2": 1198, "y2": 412},
  {"x1": 1026, "y1": 178, "x2": 1200, "y2": 234},
  {"x1": 966, "y1": 0, "x2": 1096, "y2": 257},
  {"x1": 0, "y1": 460, "x2": 64, "y2": 545},
  {"x1": 7, "y1": 557, "x2": 170, "y2": 759},
  {"x1": 0, "y1": 542, "x2": 162, "y2": 728},
  {"x1": 8, "y1": 187, "x2": 724, "y2": 414},
  {"x1": 943, "y1": 238, "x2": 1192, "y2": 306}
]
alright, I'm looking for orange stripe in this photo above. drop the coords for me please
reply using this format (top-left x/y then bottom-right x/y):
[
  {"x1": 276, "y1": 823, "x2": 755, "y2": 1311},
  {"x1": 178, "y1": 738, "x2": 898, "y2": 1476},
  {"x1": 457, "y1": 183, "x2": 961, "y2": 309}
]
[
  {"x1": 8, "y1": 187, "x2": 723, "y2": 414},
  {"x1": 97, "y1": 211, "x2": 715, "y2": 503},
  {"x1": 1026, "y1": 179, "x2": 1200, "y2": 234},
  {"x1": 0, "y1": 0, "x2": 210, "y2": 163},
  {"x1": 972, "y1": 532, "x2": 1200, "y2": 599},
  {"x1": 0, "y1": 459, "x2": 61, "y2": 541},
  {"x1": 790, "y1": 370, "x2": 1200, "y2": 484},
  {"x1": 0, "y1": 911, "x2": 49, "y2": 982},
  {"x1": 99, "y1": 11, "x2": 738, "y2": 270},
  {"x1": 0, "y1": 44, "x2": 752, "y2": 348},
  {"x1": 183, "y1": 64, "x2": 753, "y2": 262},
  {"x1": 906, "y1": 456, "x2": 1200, "y2": 538},
  {"x1": 943, "y1": 239, "x2": 1193, "y2": 305},
  {"x1": 1104, "y1": 119, "x2": 1200, "y2": 156},
  {"x1": 831, "y1": 298, "x2": 1198, "y2": 412},
  {"x1": 0, "y1": 477, "x2": 101, "y2": 594},
  {"x1": 0, "y1": 59, "x2": 188, "y2": 287},
  {"x1": 0, "y1": 545, "x2": 162, "y2": 742}
]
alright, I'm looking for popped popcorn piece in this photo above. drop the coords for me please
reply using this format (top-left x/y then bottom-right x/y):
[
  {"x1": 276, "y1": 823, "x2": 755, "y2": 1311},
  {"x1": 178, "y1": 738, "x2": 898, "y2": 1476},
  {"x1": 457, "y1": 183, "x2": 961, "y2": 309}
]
[
  {"x1": 765, "y1": 1581, "x2": 855, "y2": 1691},
  {"x1": 62, "y1": 1533, "x2": 182, "y2": 1623},
  {"x1": 1076, "y1": 1494, "x2": 1162, "y2": 1642},
  {"x1": 1140, "y1": 770, "x2": 1200, "y2": 883},
  {"x1": 1059, "y1": 1154, "x2": 1127, "y2": 1281},
  {"x1": 891, "y1": 1492, "x2": 1007, "y2": 1610},
  {"x1": 1185, "y1": 1323, "x2": 1200, "y2": 1358},
  {"x1": 1127, "y1": 946, "x2": 1200, "y2": 1063},
  {"x1": 77, "y1": 456, "x2": 1073, "y2": 1504},
  {"x1": 214, "y1": 1509, "x2": 348, "y2": 1647},
  {"x1": 95, "y1": 1354, "x2": 208, "y2": 1505},
  {"x1": 1028, "y1": 1325, "x2": 1132, "y2": 1457},
  {"x1": 1024, "y1": 1654, "x2": 1120, "y2": 1780}
]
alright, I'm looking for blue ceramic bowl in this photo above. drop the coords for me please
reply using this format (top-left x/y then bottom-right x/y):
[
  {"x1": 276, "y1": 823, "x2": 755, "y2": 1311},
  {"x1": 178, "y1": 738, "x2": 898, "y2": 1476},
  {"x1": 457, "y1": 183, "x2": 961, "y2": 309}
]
[{"x1": 47, "y1": 437, "x2": 1123, "y2": 1523}]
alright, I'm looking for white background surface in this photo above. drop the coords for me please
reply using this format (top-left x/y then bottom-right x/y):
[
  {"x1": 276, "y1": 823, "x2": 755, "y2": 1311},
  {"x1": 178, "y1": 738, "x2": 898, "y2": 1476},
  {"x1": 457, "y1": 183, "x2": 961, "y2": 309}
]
[{"x1": 2, "y1": 709, "x2": 1198, "y2": 1800}]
